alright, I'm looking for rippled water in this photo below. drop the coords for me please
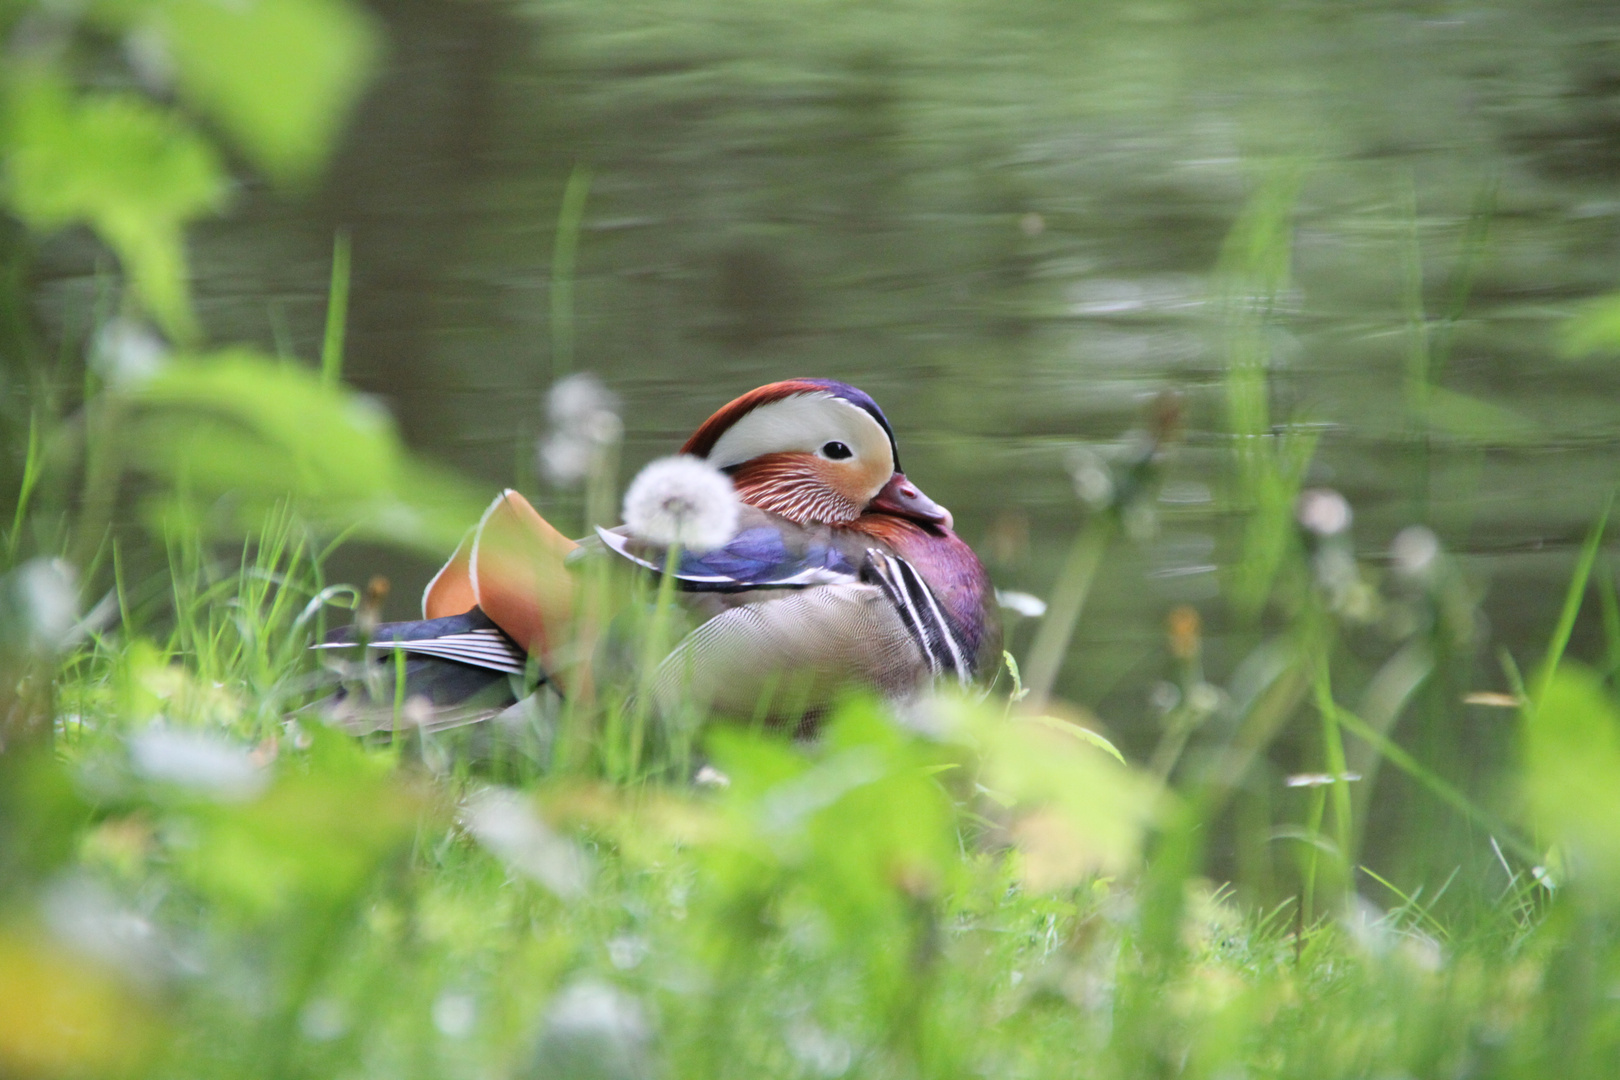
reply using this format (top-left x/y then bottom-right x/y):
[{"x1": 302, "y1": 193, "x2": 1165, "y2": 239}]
[{"x1": 38, "y1": 0, "x2": 1620, "y2": 762}]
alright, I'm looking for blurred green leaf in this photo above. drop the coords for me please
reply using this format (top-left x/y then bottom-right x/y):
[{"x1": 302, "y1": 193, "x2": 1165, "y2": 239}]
[
  {"x1": 178, "y1": 729, "x2": 427, "y2": 917},
  {"x1": 0, "y1": 753, "x2": 88, "y2": 903},
  {"x1": 971, "y1": 707, "x2": 1161, "y2": 891},
  {"x1": 88, "y1": 0, "x2": 381, "y2": 186},
  {"x1": 2, "y1": 75, "x2": 225, "y2": 340},
  {"x1": 1028, "y1": 713, "x2": 1128, "y2": 764},
  {"x1": 125, "y1": 349, "x2": 485, "y2": 551},
  {"x1": 1523, "y1": 663, "x2": 1620, "y2": 883},
  {"x1": 1424, "y1": 387, "x2": 1540, "y2": 444},
  {"x1": 1559, "y1": 292, "x2": 1620, "y2": 359},
  {"x1": 704, "y1": 697, "x2": 959, "y2": 942},
  {"x1": 0, "y1": 929, "x2": 162, "y2": 1077},
  {"x1": 157, "y1": 0, "x2": 380, "y2": 186}
]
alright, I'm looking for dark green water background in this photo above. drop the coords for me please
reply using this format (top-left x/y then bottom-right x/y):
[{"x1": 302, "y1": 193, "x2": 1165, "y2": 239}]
[{"x1": 40, "y1": 1, "x2": 1620, "y2": 771}]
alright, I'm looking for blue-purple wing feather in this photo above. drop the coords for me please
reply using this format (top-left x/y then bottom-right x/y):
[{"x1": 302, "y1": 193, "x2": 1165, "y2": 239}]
[{"x1": 595, "y1": 526, "x2": 859, "y2": 590}]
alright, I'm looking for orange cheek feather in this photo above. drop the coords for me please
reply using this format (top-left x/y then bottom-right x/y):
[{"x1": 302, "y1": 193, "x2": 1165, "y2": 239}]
[
  {"x1": 813, "y1": 458, "x2": 881, "y2": 508},
  {"x1": 733, "y1": 454, "x2": 863, "y2": 524}
]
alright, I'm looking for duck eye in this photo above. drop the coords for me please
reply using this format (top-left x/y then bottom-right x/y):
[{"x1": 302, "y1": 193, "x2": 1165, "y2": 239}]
[{"x1": 821, "y1": 441, "x2": 853, "y2": 460}]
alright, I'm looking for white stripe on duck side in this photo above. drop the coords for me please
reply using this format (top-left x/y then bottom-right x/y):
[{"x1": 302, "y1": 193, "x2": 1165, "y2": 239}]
[
  {"x1": 313, "y1": 628, "x2": 529, "y2": 675},
  {"x1": 863, "y1": 550, "x2": 970, "y2": 684}
]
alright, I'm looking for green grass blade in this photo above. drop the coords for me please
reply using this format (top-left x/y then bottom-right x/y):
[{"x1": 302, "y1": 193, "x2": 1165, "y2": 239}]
[
  {"x1": 1022, "y1": 515, "x2": 1114, "y2": 707},
  {"x1": 1600, "y1": 556, "x2": 1620, "y2": 679},
  {"x1": 1531, "y1": 493, "x2": 1613, "y2": 712},
  {"x1": 7, "y1": 409, "x2": 44, "y2": 561},
  {"x1": 1328, "y1": 698, "x2": 1538, "y2": 862},
  {"x1": 321, "y1": 229, "x2": 352, "y2": 387},
  {"x1": 1312, "y1": 664, "x2": 1354, "y2": 876}
]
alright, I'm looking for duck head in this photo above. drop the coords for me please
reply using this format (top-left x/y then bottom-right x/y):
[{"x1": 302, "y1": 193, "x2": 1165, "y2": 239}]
[{"x1": 681, "y1": 379, "x2": 953, "y2": 530}]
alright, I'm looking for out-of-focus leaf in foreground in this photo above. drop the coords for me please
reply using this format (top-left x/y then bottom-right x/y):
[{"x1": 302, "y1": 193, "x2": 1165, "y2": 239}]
[
  {"x1": 174, "y1": 729, "x2": 430, "y2": 919},
  {"x1": 1560, "y1": 292, "x2": 1620, "y2": 359},
  {"x1": 1423, "y1": 387, "x2": 1540, "y2": 445},
  {"x1": 0, "y1": 930, "x2": 162, "y2": 1078},
  {"x1": 1523, "y1": 662, "x2": 1620, "y2": 884},
  {"x1": 1, "y1": 75, "x2": 225, "y2": 340},
  {"x1": 125, "y1": 0, "x2": 382, "y2": 186},
  {"x1": 125, "y1": 349, "x2": 484, "y2": 552},
  {"x1": 704, "y1": 697, "x2": 961, "y2": 940},
  {"x1": 970, "y1": 706, "x2": 1162, "y2": 892}
]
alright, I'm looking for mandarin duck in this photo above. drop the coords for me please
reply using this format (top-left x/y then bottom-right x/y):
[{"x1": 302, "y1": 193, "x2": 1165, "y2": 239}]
[{"x1": 321, "y1": 379, "x2": 1000, "y2": 726}]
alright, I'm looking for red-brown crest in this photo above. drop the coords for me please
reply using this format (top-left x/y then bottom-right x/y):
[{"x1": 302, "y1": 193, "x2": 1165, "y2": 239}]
[{"x1": 680, "y1": 379, "x2": 836, "y2": 459}]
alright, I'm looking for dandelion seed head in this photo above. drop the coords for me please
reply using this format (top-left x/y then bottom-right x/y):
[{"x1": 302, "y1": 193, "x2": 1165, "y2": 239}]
[
  {"x1": 622, "y1": 455, "x2": 740, "y2": 552},
  {"x1": 1297, "y1": 488, "x2": 1352, "y2": 537},
  {"x1": 7, "y1": 557, "x2": 78, "y2": 654},
  {"x1": 90, "y1": 318, "x2": 168, "y2": 389},
  {"x1": 539, "y1": 374, "x2": 622, "y2": 486},
  {"x1": 1066, "y1": 447, "x2": 1114, "y2": 509},
  {"x1": 1391, "y1": 525, "x2": 1441, "y2": 579},
  {"x1": 548, "y1": 373, "x2": 619, "y2": 430},
  {"x1": 540, "y1": 436, "x2": 594, "y2": 486},
  {"x1": 129, "y1": 728, "x2": 267, "y2": 801}
]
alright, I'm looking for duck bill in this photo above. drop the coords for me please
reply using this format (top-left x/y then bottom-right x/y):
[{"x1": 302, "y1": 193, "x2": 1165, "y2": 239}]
[{"x1": 870, "y1": 472, "x2": 953, "y2": 530}]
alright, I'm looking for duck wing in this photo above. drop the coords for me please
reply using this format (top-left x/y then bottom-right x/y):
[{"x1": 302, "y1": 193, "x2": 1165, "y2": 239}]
[
  {"x1": 594, "y1": 520, "x2": 861, "y2": 590},
  {"x1": 315, "y1": 607, "x2": 530, "y2": 675},
  {"x1": 648, "y1": 580, "x2": 927, "y2": 723},
  {"x1": 646, "y1": 547, "x2": 973, "y2": 724}
]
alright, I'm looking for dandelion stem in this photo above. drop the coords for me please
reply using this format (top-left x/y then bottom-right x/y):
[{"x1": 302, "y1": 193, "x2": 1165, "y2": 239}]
[
  {"x1": 627, "y1": 543, "x2": 681, "y2": 779},
  {"x1": 1313, "y1": 661, "x2": 1354, "y2": 890},
  {"x1": 1023, "y1": 515, "x2": 1114, "y2": 708},
  {"x1": 551, "y1": 165, "x2": 592, "y2": 380},
  {"x1": 1529, "y1": 493, "x2": 1612, "y2": 716}
]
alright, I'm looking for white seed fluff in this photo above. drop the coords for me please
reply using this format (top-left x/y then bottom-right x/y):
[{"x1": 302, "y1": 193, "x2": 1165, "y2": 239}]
[
  {"x1": 1296, "y1": 487, "x2": 1352, "y2": 537},
  {"x1": 538, "y1": 373, "x2": 622, "y2": 486},
  {"x1": 622, "y1": 455, "x2": 741, "y2": 552},
  {"x1": 1390, "y1": 525, "x2": 1441, "y2": 579}
]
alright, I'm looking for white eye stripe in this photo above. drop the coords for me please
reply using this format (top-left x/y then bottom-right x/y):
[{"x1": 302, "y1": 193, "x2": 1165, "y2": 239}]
[{"x1": 707, "y1": 393, "x2": 893, "y2": 476}]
